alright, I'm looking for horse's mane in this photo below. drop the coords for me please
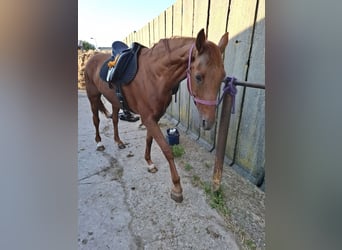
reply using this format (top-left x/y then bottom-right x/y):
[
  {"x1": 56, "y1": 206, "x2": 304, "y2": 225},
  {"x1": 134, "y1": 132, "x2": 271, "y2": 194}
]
[
  {"x1": 150, "y1": 37, "x2": 194, "y2": 52},
  {"x1": 148, "y1": 37, "x2": 221, "y2": 66}
]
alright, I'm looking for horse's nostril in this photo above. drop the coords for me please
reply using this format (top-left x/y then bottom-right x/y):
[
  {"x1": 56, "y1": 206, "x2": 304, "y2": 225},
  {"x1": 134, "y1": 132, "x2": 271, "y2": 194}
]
[{"x1": 202, "y1": 120, "x2": 206, "y2": 127}]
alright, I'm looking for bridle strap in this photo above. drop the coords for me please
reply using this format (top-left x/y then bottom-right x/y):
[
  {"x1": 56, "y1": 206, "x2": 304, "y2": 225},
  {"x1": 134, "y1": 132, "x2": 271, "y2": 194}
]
[
  {"x1": 186, "y1": 43, "x2": 237, "y2": 109},
  {"x1": 186, "y1": 44, "x2": 217, "y2": 106}
]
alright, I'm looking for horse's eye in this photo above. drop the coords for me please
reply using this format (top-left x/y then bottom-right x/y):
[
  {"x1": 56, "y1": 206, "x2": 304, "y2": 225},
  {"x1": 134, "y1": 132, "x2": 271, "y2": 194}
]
[{"x1": 195, "y1": 74, "x2": 202, "y2": 83}]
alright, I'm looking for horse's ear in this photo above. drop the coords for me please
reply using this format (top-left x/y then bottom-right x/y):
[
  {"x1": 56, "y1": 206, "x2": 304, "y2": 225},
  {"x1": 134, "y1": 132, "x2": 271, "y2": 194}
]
[
  {"x1": 196, "y1": 29, "x2": 206, "y2": 54},
  {"x1": 218, "y1": 32, "x2": 229, "y2": 54}
]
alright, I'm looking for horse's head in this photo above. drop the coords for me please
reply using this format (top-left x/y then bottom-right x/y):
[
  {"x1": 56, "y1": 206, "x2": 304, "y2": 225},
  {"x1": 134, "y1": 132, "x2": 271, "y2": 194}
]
[{"x1": 188, "y1": 29, "x2": 229, "y2": 130}]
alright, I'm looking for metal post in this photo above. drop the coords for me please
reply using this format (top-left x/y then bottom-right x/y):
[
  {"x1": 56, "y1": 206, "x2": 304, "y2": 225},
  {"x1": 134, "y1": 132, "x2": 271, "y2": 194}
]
[
  {"x1": 212, "y1": 92, "x2": 233, "y2": 191},
  {"x1": 234, "y1": 81, "x2": 265, "y2": 89}
]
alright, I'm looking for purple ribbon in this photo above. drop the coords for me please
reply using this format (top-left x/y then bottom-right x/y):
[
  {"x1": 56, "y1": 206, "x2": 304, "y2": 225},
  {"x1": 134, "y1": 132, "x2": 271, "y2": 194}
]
[{"x1": 217, "y1": 76, "x2": 237, "y2": 114}]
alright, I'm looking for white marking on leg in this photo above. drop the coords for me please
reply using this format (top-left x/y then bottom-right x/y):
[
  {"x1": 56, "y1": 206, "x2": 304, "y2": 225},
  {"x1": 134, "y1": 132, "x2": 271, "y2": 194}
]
[
  {"x1": 147, "y1": 164, "x2": 158, "y2": 173},
  {"x1": 148, "y1": 164, "x2": 155, "y2": 171},
  {"x1": 96, "y1": 142, "x2": 105, "y2": 151}
]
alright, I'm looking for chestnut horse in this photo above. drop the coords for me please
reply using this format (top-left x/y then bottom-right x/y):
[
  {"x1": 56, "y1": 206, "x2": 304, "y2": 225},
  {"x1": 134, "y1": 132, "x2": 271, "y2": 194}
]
[{"x1": 84, "y1": 29, "x2": 228, "y2": 202}]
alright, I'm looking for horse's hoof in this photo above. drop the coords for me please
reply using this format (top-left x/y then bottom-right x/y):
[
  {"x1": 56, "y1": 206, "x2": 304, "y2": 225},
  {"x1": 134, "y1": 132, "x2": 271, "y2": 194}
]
[
  {"x1": 96, "y1": 143, "x2": 105, "y2": 151},
  {"x1": 118, "y1": 143, "x2": 126, "y2": 149},
  {"x1": 171, "y1": 191, "x2": 183, "y2": 203},
  {"x1": 147, "y1": 164, "x2": 158, "y2": 173}
]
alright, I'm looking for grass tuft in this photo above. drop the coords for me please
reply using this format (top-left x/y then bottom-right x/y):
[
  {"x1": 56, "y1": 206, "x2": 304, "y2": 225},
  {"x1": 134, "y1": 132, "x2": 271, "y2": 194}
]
[
  {"x1": 184, "y1": 163, "x2": 193, "y2": 171},
  {"x1": 202, "y1": 182, "x2": 229, "y2": 215},
  {"x1": 171, "y1": 144, "x2": 185, "y2": 157}
]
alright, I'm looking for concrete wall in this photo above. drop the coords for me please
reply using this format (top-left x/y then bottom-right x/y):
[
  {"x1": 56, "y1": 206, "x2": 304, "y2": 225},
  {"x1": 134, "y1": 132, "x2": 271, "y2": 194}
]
[{"x1": 123, "y1": 0, "x2": 265, "y2": 186}]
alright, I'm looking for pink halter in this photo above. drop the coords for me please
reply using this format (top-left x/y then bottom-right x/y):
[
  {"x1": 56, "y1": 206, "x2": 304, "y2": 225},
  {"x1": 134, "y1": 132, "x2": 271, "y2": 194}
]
[{"x1": 186, "y1": 43, "x2": 218, "y2": 106}]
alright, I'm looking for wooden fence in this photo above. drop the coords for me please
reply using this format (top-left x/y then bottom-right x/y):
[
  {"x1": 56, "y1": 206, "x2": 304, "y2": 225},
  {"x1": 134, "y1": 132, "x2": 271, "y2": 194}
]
[{"x1": 124, "y1": 0, "x2": 265, "y2": 187}]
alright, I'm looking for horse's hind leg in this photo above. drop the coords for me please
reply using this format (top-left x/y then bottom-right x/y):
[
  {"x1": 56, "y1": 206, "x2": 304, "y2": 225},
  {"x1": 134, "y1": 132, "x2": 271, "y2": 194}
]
[
  {"x1": 111, "y1": 105, "x2": 126, "y2": 149},
  {"x1": 88, "y1": 94, "x2": 105, "y2": 151}
]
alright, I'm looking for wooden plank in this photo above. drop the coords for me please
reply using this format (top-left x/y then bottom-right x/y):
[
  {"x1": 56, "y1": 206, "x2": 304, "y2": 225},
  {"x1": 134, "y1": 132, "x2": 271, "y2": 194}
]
[
  {"x1": 149, "y1": 20, "x2": 154, "y2": 47},
  {"x1": 165, "y1": 5, "x2": 173, "y2": 38},
  {"x1": 246, "y1": 0, "x2": 265, "y2": 84},
  {"x1": 137, "y1": 30, "x2": 142, "y2": 44},
  {"x1": 178, "y1": 0, "x2": 194, "y2": 127},
  {"x1": 207, "y1": 0, "x2": 229, "y2": 42},
  {"x1": 173, "y1": 0, "x2": 182, "y2": 36},
  {"x1": 235, "y1": 0, "x2": 265, "y2": 179},
  {"x1": 153, "y1": 17, "x2": 160, "y2": 44},
  {"x1": 132, "y1": 31, "x2": 136, "y2": 43},
  {"x1": 182, "y1": 0, "x2": 194, "y2": 37},
  {"x1": 168, "y1": 0, "x2": 183, "y2": 120},
  {"x1": 192, "y1": 0, "x2": 208, "y2": 34},
  {"x1": 235, "y1": 88, "x2": 265, "y2": 173},
  {"x1": 159, "y1": 12, "x2": 166, "y2": 39},
  {"x1": 128, "y1": 33, "x2": 132, "y2": 45},
  {"x1": 223, "y1": 0, "x2": 258, "y2": 161},
  {"x1": 142, "y1": 23, "x2": 150, "y2": 47}
]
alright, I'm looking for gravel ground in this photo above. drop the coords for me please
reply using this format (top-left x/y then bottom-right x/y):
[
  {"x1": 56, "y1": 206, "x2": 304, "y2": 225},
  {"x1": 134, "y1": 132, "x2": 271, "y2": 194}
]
[{"x1": 78, "y1": 90, "x2": 265, "y2": 249}]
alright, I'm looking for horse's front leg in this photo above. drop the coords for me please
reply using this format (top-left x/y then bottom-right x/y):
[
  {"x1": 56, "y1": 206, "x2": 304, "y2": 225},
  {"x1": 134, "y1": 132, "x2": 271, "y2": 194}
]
[
  {"x1": 144, "y1": 118, "x2": 183, "y2": 203},
  {"x1": 111, "y1": 105, "x2": 126, "y2": 149},
  {"x1": 144, "y1": 130, "x2": 158, "y2": 173}
]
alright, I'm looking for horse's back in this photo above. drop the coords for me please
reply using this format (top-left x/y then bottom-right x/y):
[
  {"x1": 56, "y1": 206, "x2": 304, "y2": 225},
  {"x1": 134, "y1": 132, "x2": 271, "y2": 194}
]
[
  {"x1": 85, "y1": 52, "x2": 110, "y2": 79},
  {"x1": 84, "y1": 52, "x2": 121, "y2": 107},
  {"x1": 84, "y1": 53, "x2": 110, "y2": 90}
]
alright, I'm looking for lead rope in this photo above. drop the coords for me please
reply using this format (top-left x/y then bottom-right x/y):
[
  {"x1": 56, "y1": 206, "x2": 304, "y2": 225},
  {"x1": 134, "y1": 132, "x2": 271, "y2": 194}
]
[{"x1": 217, "y1": 76, "x2": 237, "y2": 114}]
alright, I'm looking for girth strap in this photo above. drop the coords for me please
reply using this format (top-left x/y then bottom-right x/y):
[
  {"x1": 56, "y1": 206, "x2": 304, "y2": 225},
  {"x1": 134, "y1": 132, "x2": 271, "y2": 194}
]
[{"x1": 115, "y1": 84, "x2": 131, "y2": 112}]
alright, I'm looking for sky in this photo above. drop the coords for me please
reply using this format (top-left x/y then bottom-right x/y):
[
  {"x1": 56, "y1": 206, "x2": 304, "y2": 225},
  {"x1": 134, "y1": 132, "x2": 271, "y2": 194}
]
[{"x1": 78, "y1": 0, "x2": 176, "y2": 47}]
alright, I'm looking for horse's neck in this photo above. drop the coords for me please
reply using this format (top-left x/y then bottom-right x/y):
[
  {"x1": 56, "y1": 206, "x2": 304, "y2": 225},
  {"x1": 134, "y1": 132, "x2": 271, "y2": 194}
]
[
  {"x1": 146, "y1": 38, "x2": 195, "y2": 86},
  {"x1": 166, "y1": 38, "x2": 194, "y2": 72}
]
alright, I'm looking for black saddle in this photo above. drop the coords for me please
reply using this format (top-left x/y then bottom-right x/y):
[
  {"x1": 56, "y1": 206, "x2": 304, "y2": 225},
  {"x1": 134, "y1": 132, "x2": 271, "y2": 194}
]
[{"x1": 100, "y1": 41, "x2": 143, "y2": 86}]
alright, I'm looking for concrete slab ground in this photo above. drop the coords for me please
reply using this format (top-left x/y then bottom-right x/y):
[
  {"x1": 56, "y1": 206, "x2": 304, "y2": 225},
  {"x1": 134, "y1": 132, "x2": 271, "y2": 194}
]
[{"x1": 78, "y1": 90, "x2": 264, "y2": 249}]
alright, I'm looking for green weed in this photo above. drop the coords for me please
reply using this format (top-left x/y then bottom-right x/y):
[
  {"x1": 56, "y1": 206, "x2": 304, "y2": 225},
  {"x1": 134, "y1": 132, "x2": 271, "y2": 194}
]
[
  {"x1": 191, "y1": 176, "x2": 231, "y2": 217},
  {"x1": 245, "y1": 239, "x2": 257, "y2": 250},
  {"x1": 184, "y1": 163, "x2": 193, "y2": 171},
  {"x1": 202, "y1": 182, "x2": 231, "y2": 216},
  {"x1": 171, "y1": 144, "x2": 185, "y2": 157}
]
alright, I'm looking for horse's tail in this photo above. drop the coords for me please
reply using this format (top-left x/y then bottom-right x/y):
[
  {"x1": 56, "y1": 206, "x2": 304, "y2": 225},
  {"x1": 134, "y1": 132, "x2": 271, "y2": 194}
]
[
  {"x1": 97, "y1": 98, "x2": 112, "y2": 118},
  {"x1": 84, "y1": 68, "x2": 91, "y2": 87},
  {"x1": 84, "y1": 65, "x2": 112, "y2": 119}
]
